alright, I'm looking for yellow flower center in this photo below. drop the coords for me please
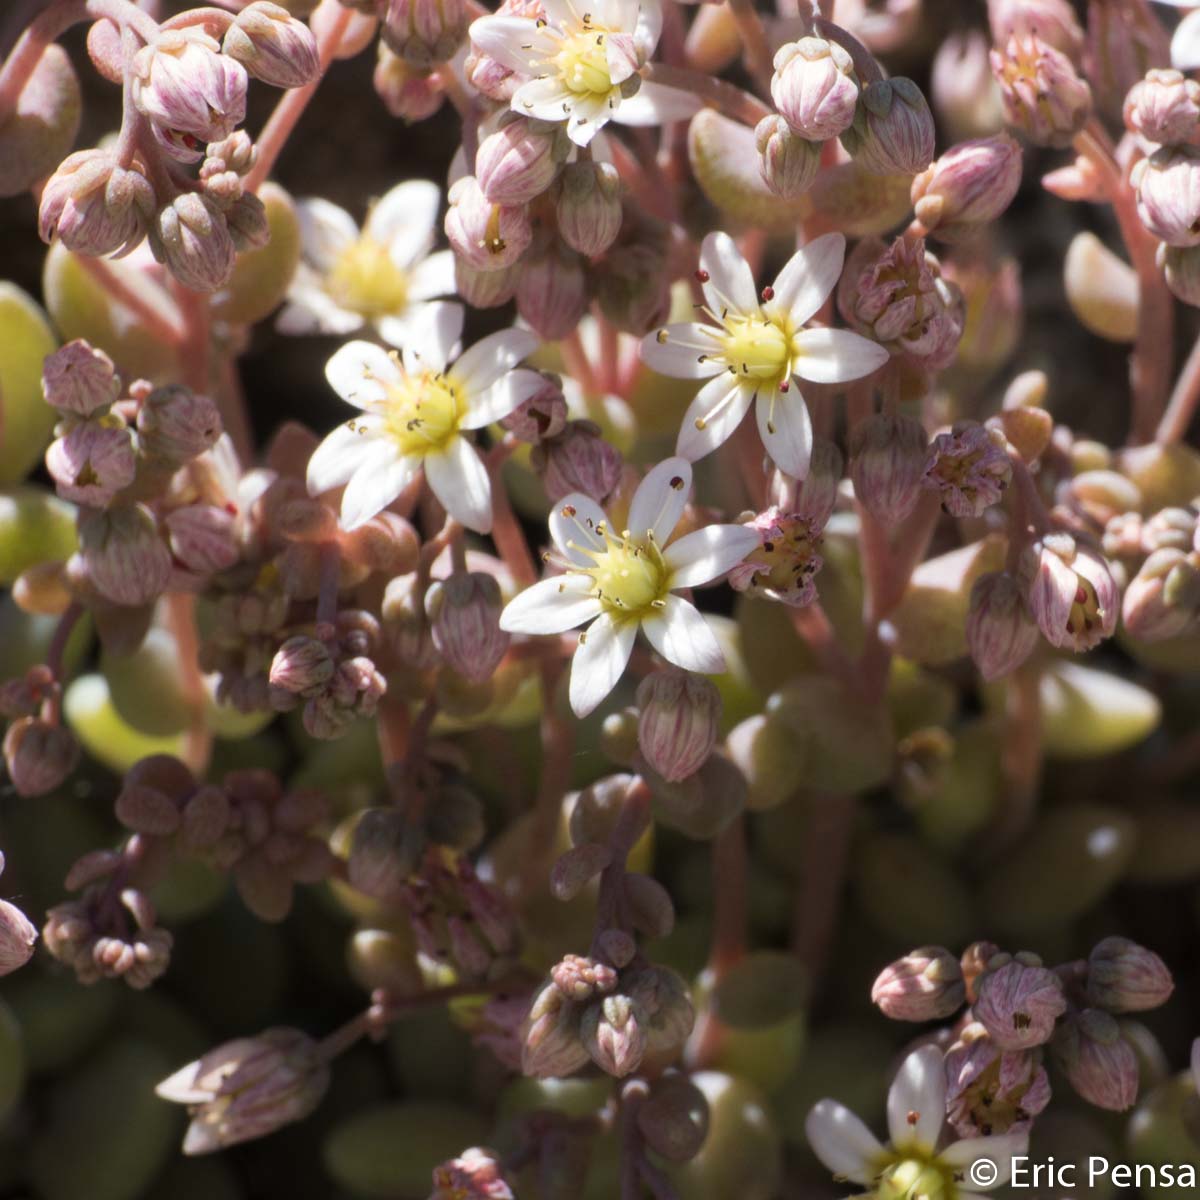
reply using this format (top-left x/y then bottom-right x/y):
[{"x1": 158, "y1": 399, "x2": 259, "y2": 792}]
[
  {"x1": 378, "y1": 371, "x2": 463, "y2": 456},
  {"x1": 327, "y1": 236, "x2": 409, "y2": 319},
  {"x1": 878, "y1": 1158, "x2": 953, "y2": 1200},
  {"x1": 1067, "y1": 576, "x2": 1102, "y2": 637},
  {"x1": 556, "y1": 28, "x2": 615, "y2": 95},
  {"x1": 719, "y1": 314, "x2": 793, "y2": 386},
  {"x1": 560, "y1": 509, "x2": 672, "y2": 619}
]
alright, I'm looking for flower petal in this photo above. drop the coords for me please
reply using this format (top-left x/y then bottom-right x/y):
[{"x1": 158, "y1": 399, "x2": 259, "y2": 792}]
[
  {"x1": 401, "y1": 301, "x2": 465, "y2": 374},
  {"x1": 513, "y1": 76, "x2": 576, "y2": 123},
  {"x1": 942, "y1": 1132, "x2": 1028, "y2": 1190},
  {"x1": 277, "y1": 275, "x2": 365, "y2": 337},
  {"x1": 306, "y1": 420, "x2": 380, "y2": 495},
  {"x1": 675, "y1": 374, "x2": 754, "y2": 463},
  {"x1": 500, "y1": 574, "x2": 603, "y2": 634},
  {"x1": 567, "y1": 92, "x2": 611, "y2": 146},
  {"x1": 468, "y1": 16, "x2": 552, "y2": 74},
  {"x1": 628, "y1": 456, "x2": 692, "y2": 543},
  {"x1": 550, "y1": 492, "x2": 608, "y2": 564},
  {"x1": 460, "y1": 368, "x2": 547, "y2": 429},
  {"x1": 324, "y1": 340, "x2": 401, "y2": 408},
  {"x1": 407, "y1": 249, "x2": 457, "y2": 301},
  {"x1": 665, "y1": 524, "x2": 760, "y2": 588},
  {"x1": 887, "y1": 1045, "x2": 946, "y2": 1154},
  {"x1": 792, "y1": 327, "x2": 889, "y2": 384},
  {"x1": 568, "y1": 613, "x2": 637, "y2": 716},
  {"x1": 641, "y1": 595, "x2": 725, "y2": 673},
  {"x1": 804, "y1": 1099, "x2": 883, "y2": 1185},
  {"x1": 424, "y1": 436, "x2": 493, "y2": 533},
  {"x1": 1173, "y1": 9, "x2": 1200, "y2": 70},
  {"x1": 699, "y1": 231, "x2": 759, "y2": 316},
  {"x1": 454, "y1": 327, "x2": 539, "y2": 395},
  {"x1": 340, "y1": 441, "x2": 417, "y2": 529},
  {"x1": 756, "y1": 389, "x2": 812, "y2": 479},
  {"x1": 614, "y1": 80, "x2": 701, "y2": 127},
  {"x1": 367, "y1": 180, "x2": 441, "y2": 267},
  {"x1": 295, "y1": 197, "x2": 357, "y2": 271},
  {"x1": 640, "y1": 322, "x2": 725, "y2": 380},
  {"x1": 766, "y1": 233, "x2": 846, "y2": 328}
]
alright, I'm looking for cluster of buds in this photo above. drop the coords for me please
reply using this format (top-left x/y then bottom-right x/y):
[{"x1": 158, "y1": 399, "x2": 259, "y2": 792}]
[
  {"x1": 1, "y1": 665, "x2": 80, "y2": 798},
  {"x1": 1111, "y1": 501, "x2": 1200, "y2": 641},
  {"x1": 990, "y1": 32, "x2": 1093, "y2": 148}
]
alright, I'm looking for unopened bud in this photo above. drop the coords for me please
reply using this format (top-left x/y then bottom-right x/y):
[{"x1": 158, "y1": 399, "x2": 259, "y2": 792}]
[
  {"x1": 522, "y1": 984, "x2": 590, "y2": 1078},
  {"x1": 515, "y1": 244, "x2": 588, "y2": 341},
  {"x1": 991, "y1": 34, "x2": 1092, "y2": 148},
  {"x1": 39, "y1": 150, "x2": 155, "y2": 257},
  {"x1": 269, "y1": 636, "x2": 335, "y2": 696},
  {"x1": 224, "y1": 192, "x2": 271, "y2": 251},
  {"x1": 974, "y1": 958, "x2": 1067, "y2": 1051},
  {"x1": 426, "y1": 571, "x2": 510, "y2": 684},
  {"x1": 46, "y1": 420, "x2": 136, "y2": 507},
  {"x1": 42, "y1": 339, "x2": 121, "y2": 417},
  {"x1": 534, "y1": 420, "x2": 623, "y2": 503},
  {"x1": 551, "y1": 954, "x2": 618, "y2": 1001},
  {"x1": 911, "y1": 134, "x2": 1023, "y2": 243},
  {"x1": 556, "y1": 161, "x2": 623, "y2": 257},
  {"x1": 967, "y1": 571, "x2": 1039, "y2": 680},
  {"x1": 3, "y1": 717, "x2": 80, "y2": 797},
  {"x1": 382, "y1": 0, "x2": 469, "y2": 68},
  {"x1": 79, "y1": 505, "x2": 172, "y2": 606},
  {"x1": 581, "y1": 992, "x2": 645, "y2": 1077},
  {"x1": 1086, "y1": 936, "x2": 1175, "y2": 1013},
  {"x1": 872, "y1": 946, "x2": 966, "y2": 1021},
  {"x1": 1052, "y1": 1009, "x2": 1138, "y2": 1111},
  {"x1": 636, "y1": 668, "x2": 721, "y2": 782},
  {"x1": 477, "y1": 116, "x2": 565, "y2": 206},
  {"x1": 347, "y1": 807, "x2": 421, "y2": 899},
  {"x1": 1125, "y1": 68, "x2": 1200, "y2": 146},
  {"x1": 1133, "y1": 146, "x2": 1200, "y2": 248},
  {"x1": 373, "y1": 43, "x2": 446, "y2": 121},
  {"x1": 165, "y1": 504, "x2": 239, "y2": 575},
  {"x1": 1123, "y1": 549, "x2": 1200, "y2": 641},
  {"x1": 771, "y1": 36, "x2": 859, "y2": 141},
  {"x1": 755, "y1": 115, "x2": 820, "y2": 199},
  {"x1": 445, "y1": 175, "x2": 531, "y2": 271},
  {"x1": 1020, "y1": 531, "x2": 1118, "y2": 651},
  {"x1": 849, "y1": 412, "x2": 929, "y2": 526},
  {"x1": 0, "y1": 891, "x2": 37, "y2": 976},
  {"x1": 841, "y1": 78, "x2": 935, "y2": 176},
  {"x1": 222, "y1": 1, "x2": 321, "y2": 88},
  {"x1": 148, "y1": 192, "x2": 237, "y2": 291},
  {"x1": 137, "y1": 384, "x2": 222, "y2": 463}
]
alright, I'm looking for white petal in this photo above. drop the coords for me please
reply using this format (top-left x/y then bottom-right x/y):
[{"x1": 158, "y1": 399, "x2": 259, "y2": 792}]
[
  {"x1": 568, "y1": 613, "x2": 637, "y2": 716},
  {"x1": 407, "y1": 249, "x2": 457, "y2": 301},
  {"x1": 513, "y1": 77, "x2": 575, "y2": 123},
  {"x1": 324, "y1": 340, "x2": 400, "y2": 408},
  {"x1": 628, "y1": 456, "x2": 692, "y2": 543},
  {"x1": 295, "y1": 197, "x2": 357, "y2": 271},
  {"x1": 640, "y1": 323, "x2": 725, "y2": 379},
  {"x1": 460, "y1": 368, "x2": 546, "y2": 429},
  {"x1": 155, "y1": 1061, "x2": 211, "y2": 1104},
  {"x1": 306, "y1": 421, "x2": 379, "y2": 495},
  {"x1": 675, "y1": 374, "x2": 754, "y2": 463},
  {"x1": 539, "y1": 0, "x2": 576, "y2": 26},
  {"x1": 454, "y1": 327, "x2": 539, "y2": 394},
  {"x1": 804, "y1": 1099, "x2": 883, "y2": 1185},
  {"x1": 756, "y1": 388, "x2": 812, "y2": 479},
  {"x1": 665, "y1": 524, "x2": 759, "y2": 587},
  {"x1": 367, "y1": 180, "x2": 440, "y2": 267},
  {"x1": 641, "y1": 595, "x2": 725, "y2": 673},
  {"x1": 276, "y1": 278, "x2": 365, "y2": 337},
  {"x1": 699, "y1": 231, "x2": 759, "y2": 316},
  {"x1": 792, "y1": 327, "x2": 889, "y2": 384},
  {"x1": 887, "y1": 1045, "x2": 946, "y2": 1154},
  {"x1": 1173, "y1": 9, "x2": 1200, "y2": 70},
  {"x1": 424, "y1": 435, "x2": 493, "y2": 533},
  {"x1": 550, "y1": 492, "x2": 608, "y2": 564},
  {"x1": 567, "y1": 93, "x2": 611, "y2": 146},
  {"x1": 941, "y1": 1132, "x2": 1028, "y2": 1190},
  {"x1": 633, "y1": 0, "x2": 663, "y2": 57},
  {"x1": 340, "y1": 442, "x2": 416, "y2": 529},
  {"x1": 402, "y1": 301, "x2": 465, "y2": 373},
  {"x1": 182, "y1": 1116, "x2": 225, "y2": 1155},
  {"x1": 614, "y1": 81, "x2": 701, "y2": 127},
  {"x1": 766, "y1": 233, "x2": 846, "y2": 328},
  {"x1": 468, "y1": 16, "x2": 551, "y2": 74},
  {"x1": 500, "y1": 574, "x2": 602, "y2": 634}
]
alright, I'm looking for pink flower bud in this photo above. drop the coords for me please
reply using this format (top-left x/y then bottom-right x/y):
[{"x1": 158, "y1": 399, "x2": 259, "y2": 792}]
[
  {"x1": 911, "y1": 134, "x2": 1024, "y2": 243},
  {"x1": 0, "y1": 891, "x2": 37, "y2": 976},
  {"x1": 841, "y1": 77, "x2": 936, "y2": 176},
  {"x1": 727, "y1": 506, "x2": 823, "y2": 607},
  {"x1": 1121, "y1": 549, "x2": 1199, "y2": 641},
  {"x1": 431, "y1": 1148, "x2": 515, "y2": 1200},
  {"x1": 848, "y1": 413, "x2": 929, "y2": 527},
  {"x1": 872, "y1": 946, "x2": 967, "y2": 1021},
  {"x1": 500, "y1": 372, "x2": 567, "y2": 443},
  {"x1": 269, "y1": 636, "x2": 335, "y2": 697},
  {"x1": 1020, "y1": 531, "x2": 1118, "y2": 651},
  {"x1": 556, "y1": 161, "x2": 623, "y2": 257},
  {"x1": 636, "y1": 668, "x2": 721, "y2": 783},
  {"x1": 1052, "y1": 1009, "x2": 1138, "y2": 1111},
  {"x1": 156, "y1": 1028, "x2": 330, "y2": 1154},
  {"x1": 445, "y1": 175, "x2": 531, "y2": 271},
  {"x1": 551, "y1": 953, "x2": 619, "y2": 1001},
  {"x1": 533, "y1": 420, "x2": 623, "y2": 503},
  {"x1": 137, "y1": 384, "x2": 222, "y2": 463},
  {"x1": 1133, "y1": 146, "x2": 1200, "y2": 248},
  {"x1": 581, "y1": 992, "x2": 646, "y2": 1077},
  {"x1": 383, "y1": 0, "x2": 469, "y2": 68},
  {"x1": 838, "y1": 236, "x2": 964, "y2": 370},
  {"x1": 45, "y1": 419, "x2": 136, "y2": 507},
  {"x1": 1125, "y1": 68, "x2": 1200, "y2": 146},
  {"x1": 132, "y1": 29, "x2": 248, "y2": 147},
  {"x1": 224, "y1": 192, "x2": 270, "y2": 251},
  {"x1": 476, "y1": 117, "x2": 566, "y2": 206},
  {"x1": 945, "y1": 1030, "x2": 1051, "y2": 1138},
  {"x1": 149, "y1": 192, "x2": 237, "y2": 292},
  {"x1": 988, "y1": 0, "x2": 1085, "y2": 61},
  {"x1": 974, "y1": 959, "x2": 1067, "y2": 1051},
  {"x1": 39, "y1": 150, "x2": 156, "y2": 258},
  {"x1": 454, "y1": 255, "x2": 519, "y2": 308},
  {"x1": 222, "y1": 1, "x2": 321, "y2": 89},
  {"x1": 771, "y1": 36, "x2": 859, "y2": 141},
  {"x1": 1160, "y1": 242, "x2": 1200, "y2": 308},
  {"x1": 967, "y1": 571, "x2": 1039, "y2": 681},
  {"x1": 522, "y1": 984, "x2": 590, "y2": 1078},
  {"x1": 922, "y1": 421, "x2": 1012, "y2": 517},
  {"x1": 426, "y1": 571, "x2": 510, "y2": 684},
  {"x1": 755, "y1": 115, "x2": 821, "y2": 199},
  {"x1": 42, "y1": 340, "x2": 121, "y2": 418},
  {"x1": 373, "y1": 43, "x2": 446, "y2": 120},
  {"x1": 79, "y1": 504, "x2": 172, "y2": 607},
  {"x1": 1086, "y1": 937, "x2": 1174, "y2": 1013},
  {"x1": 165, "y1": 504, "x2": 239, "y2": 575},
  {"x1": 991, "y1": 34, "x2": 1093, "y2": 148},
  {"x1": 515, "y1": 243, "x2": 588, "y2": 341},
  {"x1": 3, "y1": 716, "x2": 80, "y2": 797}
]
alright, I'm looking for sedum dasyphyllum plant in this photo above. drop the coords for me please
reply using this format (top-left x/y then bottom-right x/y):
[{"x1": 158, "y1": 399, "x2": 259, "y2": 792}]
[{"x1": 8, "y1": 0, "x2": 1200, "y2": 1195}]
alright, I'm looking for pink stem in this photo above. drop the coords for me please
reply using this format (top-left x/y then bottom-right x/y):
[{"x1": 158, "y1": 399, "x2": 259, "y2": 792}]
[{"x1": 1157, "y1": 329, "x2": 1200, "y2": 445}]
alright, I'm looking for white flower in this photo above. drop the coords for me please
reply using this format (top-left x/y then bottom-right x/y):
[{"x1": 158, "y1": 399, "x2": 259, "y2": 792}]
[
  {"x1": 806, "y1": 1046, "x2": 1028, "y2": 1200},
  {"x1": 277, "y1": 179, "x2": 456, "y2": 347},
  {"x1": 640, "y1": 231, "x2": 890, "y2": 479},
  {"x1": 468, "y1": 0, "x2": 698, "y2": 147},
  {"x1": 499, "y1": 456, "x2": 758, "y2": 716},
  {"x1": 306, "y1": 303, "x2": 542, "y2": 533}
]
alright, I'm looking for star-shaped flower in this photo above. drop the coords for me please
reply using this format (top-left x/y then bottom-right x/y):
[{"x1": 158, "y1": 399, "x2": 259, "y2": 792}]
[
  {"x1": 278, "y1": 180, "x2": 455, "y2": 347},
  {"x1": 306, "y1": 303, "x2": 542, "y2": 533},
  {"x1": 640, "y1": 231, "x2": 889, "y2": 478},
  {"x1": 499, "y1": 456, "x2": 758, "y2": 716}
]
